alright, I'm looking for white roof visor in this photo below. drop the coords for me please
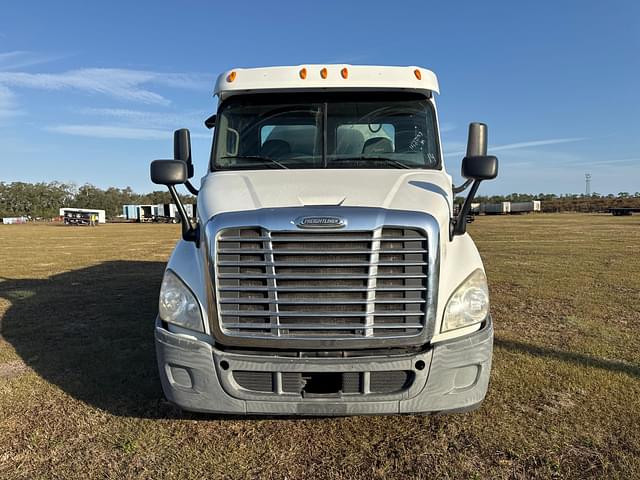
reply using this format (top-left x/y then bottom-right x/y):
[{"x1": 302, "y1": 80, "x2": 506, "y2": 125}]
[{"x1": 214, "y1": 65, "x2": 439, "y2": 100}]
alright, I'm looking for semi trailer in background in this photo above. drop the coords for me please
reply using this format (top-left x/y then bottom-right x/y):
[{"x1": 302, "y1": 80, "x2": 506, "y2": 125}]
[
  {"x1": 154, "y1": 203, "x2": 195, "y2": 222},
  {"x1": 60, "y1": 208, "x2": 106, "y2": 224},
  {"x1": 482, "y1": 202, "x2": 511, "y2": 215},
  {"x1": 122, "y1": 204, "x2": 138, "y2": 221},
  {"x1": 122, "y1": 203, "x2": 195, "y2": 222},
  {"x1": 510, "y1": 201, "x2": 541, "y2": 214}
]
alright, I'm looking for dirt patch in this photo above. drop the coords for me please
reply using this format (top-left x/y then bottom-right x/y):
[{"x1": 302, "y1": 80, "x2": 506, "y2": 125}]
[{"x1": 0, "y1": 359, "x2": 29, "y2": 379}]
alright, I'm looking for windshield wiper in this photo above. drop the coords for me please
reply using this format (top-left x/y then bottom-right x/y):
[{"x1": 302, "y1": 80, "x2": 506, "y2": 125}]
[
  {"x1": 220, "y1": 155, "x2": 289, "y2": 169},
  {"x1": 328, "y1": 156, "x2": 412, "y2": 169}
]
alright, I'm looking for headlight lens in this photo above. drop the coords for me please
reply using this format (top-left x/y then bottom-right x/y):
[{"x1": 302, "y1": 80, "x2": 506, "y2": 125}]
[
  {"x1": 159, "y1": 270, "x2": 204, "y2": 332},
  {"x1": 442, "y1": 269, "x2": 489, "y2": 332}
]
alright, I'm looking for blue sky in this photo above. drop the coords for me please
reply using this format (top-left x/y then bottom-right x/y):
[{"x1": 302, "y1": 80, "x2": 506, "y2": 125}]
[{"x1": 1, "y1": 0, "x2": 638, "y2": 195}]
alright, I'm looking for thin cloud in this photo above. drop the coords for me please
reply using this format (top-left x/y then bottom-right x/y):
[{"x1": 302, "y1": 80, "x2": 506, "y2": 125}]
[
  {"x1": 439, "y1": 122, "x2": 456, "y2": 133},
  {"x1": 564, "y1": 157, "x2": 639, "y2": 167},
  {"x1": 445, "y1": 137, "x2": 586, "y2": 156},
  {"x1": 78, "y1": 107, "x2": 206, "y2": 129},
  {"x1": 0, "y1": 85, "x2": 21, "y2": 119},
  {"x1": 47, "y1": 124, "x2": 211, "y2": 140},
  {"x1": 0, "y1": 68, "x2": 210, "y2": 105},
  {"x1": 47, "y1": 124, "x2": 169, "y2": 140},
  {"x1": 490, "y1": 137, "x2": 586, "y2": 152},
  {"x1": 0, "y1": 50, "x2": 70, "y2": 70}
]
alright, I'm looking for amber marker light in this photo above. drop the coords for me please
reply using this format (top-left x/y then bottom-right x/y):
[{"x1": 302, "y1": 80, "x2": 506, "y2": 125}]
[
  {"x1": 320, "y1": 67, "x2": 328, "y2": 79},
  {"x1": 341, "y1": 67, "x2": 349, "y2": 79},
  {"x1": 299, "y1": 68, "x2": 307, "y2": 79},
  {"x1": 414, "y1": 69, "x2": 422, "y2": 80},
  {"x1": 227, "y1": 71, "x2": 237, "y2": 82}
]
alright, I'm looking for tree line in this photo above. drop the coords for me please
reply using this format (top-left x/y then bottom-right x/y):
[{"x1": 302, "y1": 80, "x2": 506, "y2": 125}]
[
  {"x1": 0, "y1": 182, "x2": 195, "y2": 219},
  {"x1": 2, "y1": 182, "x2": 639, "y2": 219}
]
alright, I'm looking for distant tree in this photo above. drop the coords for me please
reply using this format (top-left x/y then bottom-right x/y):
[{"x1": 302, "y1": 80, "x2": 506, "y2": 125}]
[{"x1": 1, "y1": 182, "x2": 639, "y2": 219}]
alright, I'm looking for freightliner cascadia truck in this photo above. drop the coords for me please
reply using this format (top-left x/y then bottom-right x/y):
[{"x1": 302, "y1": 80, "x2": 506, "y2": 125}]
[{"x1": 150, "y1": 65, "x2": 498, "y2": 415}]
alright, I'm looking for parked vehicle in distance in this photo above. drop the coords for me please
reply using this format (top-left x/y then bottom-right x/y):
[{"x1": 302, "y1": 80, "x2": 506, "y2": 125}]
[
  {"x1": 60, "y1": 208, "x2": 106, "y2": 225},
  {"x1": 482, "y1": 202, "x2": 511, "y2": 215},
  {"x1": 510, "y1": 201, "x2": 541, "y2": 214},
  {"x1": 609, "y1": 207, "x2": 640, "y2": 216},
  {"x1": 122, "y1": 204, "x2": 194, "y2": 223},
  {"x1": 149, "y1": 65, "x2": 498, "y2": 416}
]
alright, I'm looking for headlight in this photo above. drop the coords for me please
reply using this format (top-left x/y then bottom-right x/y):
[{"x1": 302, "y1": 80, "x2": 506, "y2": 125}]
[
  {"x1": 442, "y1": 269, "x2": 489, "y2": 333},
  {"x1": 159, "y1": 270, "x2": 204, "y2": 332}
]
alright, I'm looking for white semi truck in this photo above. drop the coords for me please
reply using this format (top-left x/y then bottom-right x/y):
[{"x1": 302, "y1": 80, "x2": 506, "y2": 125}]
[{"x1": 150, "y1": 65, "x2": 498, "y2": 415}]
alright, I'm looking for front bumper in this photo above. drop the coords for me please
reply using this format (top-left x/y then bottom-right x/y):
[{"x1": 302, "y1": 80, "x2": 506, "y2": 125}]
[{"x1": 155, "y1": 317, "x2": 493, "y2": 416}]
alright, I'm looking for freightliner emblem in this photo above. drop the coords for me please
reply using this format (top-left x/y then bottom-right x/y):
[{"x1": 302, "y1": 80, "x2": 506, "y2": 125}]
[{"x1": 295, "y1": 216, "x2": 346, "y2": 228}]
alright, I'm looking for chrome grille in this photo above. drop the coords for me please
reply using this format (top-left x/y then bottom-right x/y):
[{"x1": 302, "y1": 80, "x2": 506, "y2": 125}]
[{"x1": 215, "y1": 227, "x2": 428, "y2": 340}]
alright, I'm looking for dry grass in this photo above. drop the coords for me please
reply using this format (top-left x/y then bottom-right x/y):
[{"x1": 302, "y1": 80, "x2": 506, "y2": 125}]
[{"x1": 0, "y1": 214, "x2": 639, "y2": 479}]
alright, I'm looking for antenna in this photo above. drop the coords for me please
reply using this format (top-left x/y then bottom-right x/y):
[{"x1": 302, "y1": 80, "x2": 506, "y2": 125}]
[{"x1": 585, "y1": 173, "x2": 592, "y2": 196}]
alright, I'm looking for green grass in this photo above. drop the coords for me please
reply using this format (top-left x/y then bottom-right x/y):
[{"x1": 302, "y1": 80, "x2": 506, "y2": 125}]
[{"x1": 0, "y1": 214, "x2": 639, "y2": 479}]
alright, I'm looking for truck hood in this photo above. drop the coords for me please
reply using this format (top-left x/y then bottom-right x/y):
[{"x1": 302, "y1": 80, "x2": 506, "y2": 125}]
[{"x1": 198, "y1": 169, "x2": 453, "y2": 224}]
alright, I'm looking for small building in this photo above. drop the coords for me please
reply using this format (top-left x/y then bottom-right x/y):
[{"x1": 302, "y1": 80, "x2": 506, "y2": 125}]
[{"x1": 59, "y1": 208, "x2": 106, "y2": 224}]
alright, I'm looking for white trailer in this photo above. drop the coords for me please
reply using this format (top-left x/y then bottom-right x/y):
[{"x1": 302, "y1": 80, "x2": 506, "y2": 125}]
[
  {"x1": 510, "y1": 201, "x2": 541, "y2": 214},
  {"x1": 59, "y1": 207, "x2": 106, "y2": 224},
  {"x1": 482, "y1": 202, "x2": 511, "y2": 215},
  {"x1": 184, "y1": 204, "x2": 194, "y2": 219},
  {"x1": 137, "y1": 205, "x2": 154, "y2": 222},
  {"x1": 154, "y1": 203, "x2": 180, "y2": 223},
  {"x1": 2, "y1": 216, "x2": 28, "y2": 224}
]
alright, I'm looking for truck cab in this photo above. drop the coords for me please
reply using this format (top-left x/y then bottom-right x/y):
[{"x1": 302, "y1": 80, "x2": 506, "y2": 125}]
[{"x1": 150, "y1": 65, "x2": 498, "y2": 415}]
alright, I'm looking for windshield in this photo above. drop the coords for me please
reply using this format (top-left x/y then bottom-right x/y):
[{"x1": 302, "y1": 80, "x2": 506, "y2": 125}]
[{"x1": 211, "y1": 92, "x2": 440, "y2": 170}]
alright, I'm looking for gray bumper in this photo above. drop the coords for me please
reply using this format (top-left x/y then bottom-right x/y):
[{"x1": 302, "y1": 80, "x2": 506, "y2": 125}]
[{"x1": 155, "y1": 318, "x2": 493, "y2": 416}]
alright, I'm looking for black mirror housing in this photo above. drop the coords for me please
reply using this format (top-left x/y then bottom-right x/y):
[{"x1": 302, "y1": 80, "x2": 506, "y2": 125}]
[
  {"x1": 173, "y1": 129, "x2": 194, "y2": 178},
  {"x1": 461, "y1": 155, "x2": 498, "y2": 181},
  {"x1": 150, "y1": 160, "x2": 188, "y2": 186},
  {"x1": 204, "y1": 114, "x2": 216, "y2": 129}
]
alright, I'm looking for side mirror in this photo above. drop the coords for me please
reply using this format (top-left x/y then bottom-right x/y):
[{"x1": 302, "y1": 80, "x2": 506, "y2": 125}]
[
  {"x1": 173, "y1": 129, "x2": 193, "y2": 178},
  {"x1": 452, "y1": 123, "x2": 499, "y2": 237},
  {"x1": 462, "y1": 155, "x2": 498, "y2": 180},
  {"x1": 150, "y1": 160, "x2": 187, "y2": 186},
  {"x1": 204, "y1": 114, "x2": 216, "y2": 129}
]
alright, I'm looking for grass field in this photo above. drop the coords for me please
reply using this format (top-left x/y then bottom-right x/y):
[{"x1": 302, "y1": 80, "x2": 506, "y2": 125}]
[{"x1": 1, "y1": 214, "x2": 639, "y2": 479}]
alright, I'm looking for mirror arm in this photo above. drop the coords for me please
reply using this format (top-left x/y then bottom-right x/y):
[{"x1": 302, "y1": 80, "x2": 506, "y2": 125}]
[
  {"x1": 184, "y1": 180, "x2": 199, "y2": 195},
  {"x1": 167, "y1": 185, "x2": 198, "y2": 244},
  {"x1": 452, "y1": 179, "x2": 473, "y2": 194},
  {"x1": 451, "y1": 179, "x2": 481, "y2": 238}
]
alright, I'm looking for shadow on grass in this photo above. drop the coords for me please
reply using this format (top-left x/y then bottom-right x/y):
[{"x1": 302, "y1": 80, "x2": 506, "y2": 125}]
[
  {"x1": 0, "y1": 261, "x2": 175, "y2": 419},
  {"x1": 2, "y1": 261, "x2": 638, "y2": 419},
  {"x1": 495, "y1": 338, "x2": 640, "y2": 378}
]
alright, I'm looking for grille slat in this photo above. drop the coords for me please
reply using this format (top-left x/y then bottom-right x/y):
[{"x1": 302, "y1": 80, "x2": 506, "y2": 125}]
[
  {"x1": 219, "y1": 273, "x2": 426, "y2": 280},
  {"x1": 218, "y1": 261, "x2": 427, "y2": 267},
  {"x1": 222, "y1": 323, "x2": 424, "y2": 330},
  {"x1": 218, "y1": 248, "x2": 427, "y2": 255},
  {"x1": 216, "y1": 227, "x2": 428, "y2": 340},
  {"x1": 220, "y1": 311, "x2": 425, "y2": 317},
  {"x1": 218, "y1": 286, "x2": 426, "y2": 292},
  {"x1": 218, "y1": 298, "x2": 426, "y2": 305}
]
